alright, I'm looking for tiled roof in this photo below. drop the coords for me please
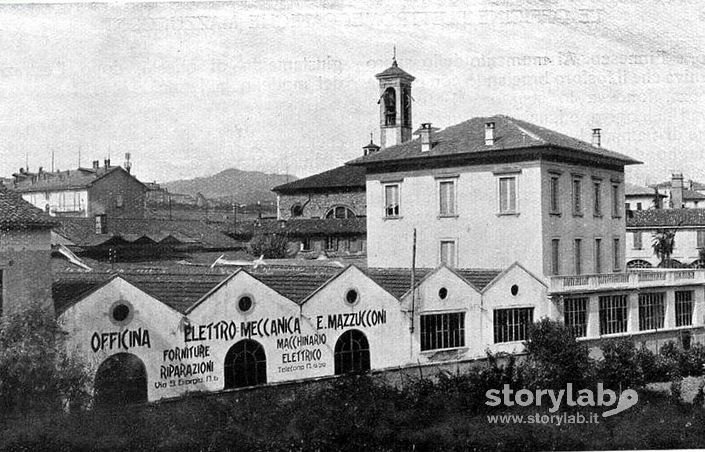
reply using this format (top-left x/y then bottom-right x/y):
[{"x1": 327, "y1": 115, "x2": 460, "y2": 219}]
[
  {"x1": 627, "y1": 209, "x2": 705, "y2": 228},
  {"x1": 54, "y1": 217, "x2": 242, "y2": 249},
  {"x1": 53, "y1": 264, "x2": 505, "y2": 313},
  {"x1": 255, "y1": 217, "x2": 366, "y2": 236},
  {"x1": 651, "y1": 179, "x2": 705, "y2": 191},
  {"x1": 625, "y1": 183, "x2": 665, "y2": 197},
  {"x1": 272, "y1": 165, "x2": 365, "y2": 194},
  {"x1": 348, "y1": 115, "x2": 641, "y2": 167},
  {"x1": 375, "y1": 60, "x2": 415, "y2": 81},
  {"x1": 11, "y1": 166, "x2": 142, "y2": 193},
  {"x1": 0, "y1": 186, "x2": 56, "y2": 230},
  {"x1": 366, "y1": 267, "x2": 503, "y2": 298},
  {"x1": 684, "y1": 189, "x2": 705, "y2": 201}
]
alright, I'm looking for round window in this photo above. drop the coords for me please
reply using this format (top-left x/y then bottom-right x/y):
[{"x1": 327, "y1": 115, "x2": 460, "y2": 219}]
[
  {"x1": 345, "y1": 289, "x2": 359, "y2": 305},
  {"x1": 511, "y1": 284, "x2": 519, "y2": 296},
  {"x1": 112, "y1": 303, "x2": 130, "y2": 322},
  {"x1": 238, "y1": 295, "x2": 254, "y2": 313},
  {"x1": 438, "y1": 287, "x2": 448, "y2": 300}
]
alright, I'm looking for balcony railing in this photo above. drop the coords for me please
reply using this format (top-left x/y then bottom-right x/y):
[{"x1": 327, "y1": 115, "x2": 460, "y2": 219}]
[{"x1": 549, "y1": 269, "x2": 705, "y2": 294}]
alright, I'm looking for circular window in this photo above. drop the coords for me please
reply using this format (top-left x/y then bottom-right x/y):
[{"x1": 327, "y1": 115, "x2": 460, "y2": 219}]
[
  {"x1": 108, "y1": 300, "x2": 134, "y2": 325},
  {"x1": 345, "y1": 289, "x2": 359, "y2": 305},
  {"x1": 511, "y1": 284, "x2": 519, "y2": 296},
  {"x1": 238, "y1": 295, "x2": 254, "y2": 313},
  {"x1": 438, "y1": 287, "x2": 448, "y2": 300}
]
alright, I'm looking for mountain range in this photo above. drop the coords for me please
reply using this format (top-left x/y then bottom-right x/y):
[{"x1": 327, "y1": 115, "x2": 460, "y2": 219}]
[{"x1": 162, "y1": 168, "x2": 297, "y2": 204}]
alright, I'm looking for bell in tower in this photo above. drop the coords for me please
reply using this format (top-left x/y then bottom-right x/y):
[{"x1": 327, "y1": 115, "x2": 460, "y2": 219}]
[{"x1": 375, "y1": 52, "x2": 415, "y2": 149}]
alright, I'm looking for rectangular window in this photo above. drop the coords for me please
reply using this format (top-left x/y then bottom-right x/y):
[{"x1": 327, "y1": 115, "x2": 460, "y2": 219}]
[
  {"x1": 594, "y1": 238, "x2": 602, "y2": 274},
  {"x1": 633, "y1": 232, "x2": 643, "y2": 250},
  {"x1": 676, "y1": 290, "x2": 694, "y2": 327},
  {"x1": 440, "y1": 240, "x2": 457, "y2": 268},
  {"x1": 551, "y1": 239, "x2": 560, "y2": 276},
  {"x1": 94, "y1": 214, "x2": 106, "y2": 234},
  {"x1": 613, "y1": 238, "x2": 621, "y2": 271},
  {"x1": 639, "y1": 292, "x2": 665, "y2": 331},
  {"x1": 698, "y1": 231, "x2": 705, "y2": 249},
  {"x1": 612, "y1": 184, "x2": 621, "y2": 217},
  {"x1": 301, "y1": 238, "x2": 312, "y2": 252},
  {"x1": 599, "y1": 294, "x2": 628, "y2": 335},
  {"x1": 572, "y1": 177, "x2": 582, "y2": 216},
  {"x1": 494, "y1": 308, "x2": 534, "y2": 343},
  {"x1": 574, "y1": 239, "x2": 582, "y2": 275},
  {"x1": 499, "y1": 176, "x2": 517, "y2": 213},
  {"x1": 420, "y1": 312, "x2": 466, "y2": 351},
  {"x1": 549, "y1": 175, "x2": 560, "y2": 214},
  {"x1": 384, "y1": 184, "x2": 400, "y2": 217},
  {"x1": 636, "y1": 202, "x2": 642, "y2": 210},
  {"x1": 439, "y1": 180, "x2": 456, "y2": 216},
  {"x1": 116, "y1": 194, "x2": 124, "y2": 208},
  {"x1": 564, "y1": 297, "x2": 588, "y2": 337},
  {"x1": 325, "y1": 236, "x2": 337, "y2": 251},
  {"x1": 593, "y1": 181, "x2": 602, "y2": 216}
]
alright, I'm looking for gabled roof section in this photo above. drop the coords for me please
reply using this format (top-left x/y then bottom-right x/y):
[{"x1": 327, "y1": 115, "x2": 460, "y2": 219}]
[
  {"x1": 627, "y1": 208, "x2": 705, "y2": 228},
  {"x1": 684, "y1": 189, "x2": 705, "y2": 201},
  {"x1": 0, "y1": 186, "x2": 56, "y2": 230},
  {"x1": 365, "y1": 267, "x2": 503, "y2": 299},
  {"x1": 249, "y1": 266, "x2": 343, "y2": 304},
  {"x1": 272, "y1": 165, "x2": 365, "y2": 194},
  {"x1": 625, "y1": 183, "x2": 665, "y2": 197},
  {"x1": 12, "y1": 166, "x2": 145, "y2": 193},
  {"x1": 480, "y1": 262, "x2": 547, "y2": 293},
  {"x1": 348, "y1": 115, "x2": 641, "y2": 167}
]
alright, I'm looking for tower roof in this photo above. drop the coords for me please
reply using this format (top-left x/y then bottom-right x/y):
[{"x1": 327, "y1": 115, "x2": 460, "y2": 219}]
[{"x1": 375, "y1": 59, "x2": 415, "y2": 81}]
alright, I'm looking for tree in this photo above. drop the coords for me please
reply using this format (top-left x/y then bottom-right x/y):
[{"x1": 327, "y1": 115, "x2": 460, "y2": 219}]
[
  {"x1": 248, "y1": 232, "x2": 290, "y2": 259},
  {"x1": 0, "y1": 303, "x2": 89, "y2": 417},
  {"x1": 522, "y1": 318, "x2": 591, "y2": 389},
  {"x1": 652, "y1": 228, "x2": 677, "y2": 268}
]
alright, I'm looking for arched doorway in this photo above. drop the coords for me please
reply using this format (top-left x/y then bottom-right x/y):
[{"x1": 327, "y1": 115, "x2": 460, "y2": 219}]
[
  {"x1": 334, "y1": 329, "x2": 370, "y2": 375},
  {"x1": 224, "y1": 339, "x2": 267, "y2": 389},
  {"x1": 94, "y1": 353, "x2": 148, "y2": 406}
]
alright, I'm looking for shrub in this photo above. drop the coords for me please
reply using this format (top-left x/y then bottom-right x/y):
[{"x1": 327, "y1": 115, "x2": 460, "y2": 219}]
[
  {"x1": 248, "y1": 232, "x2": 290, "y2": 258},
  {"x1": 522, "y1": 318, "x2": 590, "y2": 389},
  {"x1": 0, "y1": 303, "x2": 89, "y2": 417},
  {"x1": 598, "y1": 338, "x2": 644, "y2": 390}
]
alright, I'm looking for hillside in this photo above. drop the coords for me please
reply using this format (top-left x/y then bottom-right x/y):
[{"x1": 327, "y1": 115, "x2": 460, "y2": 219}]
[{"x1": 162, "y1": 168, "x2": 297, "y2": 204}]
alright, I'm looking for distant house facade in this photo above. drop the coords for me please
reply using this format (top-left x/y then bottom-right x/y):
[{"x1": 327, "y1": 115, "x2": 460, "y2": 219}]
[
  {"x1": 627, "y1": 209, "x2": 705, "y2": 268},
  {"x1": 0, "y1": 187, "x2": 56, "y2": 315},
  {"x1": 625, "y1": 182, "x2": 665, "y2": 211},
  {"x1": 651, "y1": 174, "x2": 705, "y2": 209},
  {"x1": 11, "y1": 158, "x2": 147, "y2": 219}
]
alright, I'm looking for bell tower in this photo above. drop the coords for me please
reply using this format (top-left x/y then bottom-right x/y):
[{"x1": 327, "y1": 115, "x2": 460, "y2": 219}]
[{"x1": 375, "y1": 52, "x2": 415, "y2": 148}]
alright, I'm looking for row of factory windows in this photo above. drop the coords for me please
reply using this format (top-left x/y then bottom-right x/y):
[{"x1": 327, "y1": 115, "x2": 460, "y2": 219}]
[{"x1": 563, "y1": 290, "x2": 694, "y2": 337}]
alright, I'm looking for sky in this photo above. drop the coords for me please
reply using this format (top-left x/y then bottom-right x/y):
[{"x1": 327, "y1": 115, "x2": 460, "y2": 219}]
[{"x1": 0, "y1": 0, "x2": 703, "y2": 185}]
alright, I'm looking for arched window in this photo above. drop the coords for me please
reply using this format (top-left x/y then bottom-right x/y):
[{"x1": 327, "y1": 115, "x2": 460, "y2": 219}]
[
  {"x1": 94, "y1": 353, "x2": 148, "y2": 407},
  {"x1": 325, "y1": 205, "x2": 356, "y2": 219},
  {"x1": 382, "y1": 87, "x2": 396, "y2": 126},
  {"x1": 691, "y1": 259, "x2": 705, "y2": 269},
  {"x1": 401, "y1": 86, "x2": 411, "y2": 127},
  {"x1": 627, "y1": 259, "x2": 653, "y2": 269},
  {"x1": 291, "y1": 203, "x2": 304, "y2": 217},
  {"x1": 334, "y1": 329, "x2": 370, "y2": 375},
  {"x1": 224, "y1": 339, "x2": 267, "y2": 389}
]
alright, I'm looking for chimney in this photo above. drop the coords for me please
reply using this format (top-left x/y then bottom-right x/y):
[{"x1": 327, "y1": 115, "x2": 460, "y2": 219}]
[
  {"x1": 104, "y1": 158, "x2": 110, "y2": 168},
  {"x1": 671, "y1": 173, "x2": 684, "y2": 209},
  {"x1": 92, "y1": 160, "x2": 99, "y2": 170},
  {"x1": 415, "y1": 123, "x2": 438, "y2": 152},
  {"x1": 124, "y1": 152, "x2": 132, "y2": 174},
  {"x1": 592, "y1": 128, "x2": 602, "y2": 147},
  {"x1": 485, "y1": 122, "x2": 495, "y2": 146}
]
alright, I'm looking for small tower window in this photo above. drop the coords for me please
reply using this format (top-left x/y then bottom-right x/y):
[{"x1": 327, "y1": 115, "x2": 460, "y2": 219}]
[
  {"x1": 291, "y1": 203, "x2": 303, "y2": 217},
  {"x1": 382, "y1": 87, "x2": 396, "y2": 126},
  {"x1": 326, "y1": 205, "x2": 356, "y2": 219},
  {"x1": 402, "y1": 86, "x2": 411, "y2": 127}
]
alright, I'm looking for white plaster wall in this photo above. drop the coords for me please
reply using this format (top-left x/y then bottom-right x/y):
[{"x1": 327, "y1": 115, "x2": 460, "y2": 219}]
[
  {"x1": 302, "y1": 266, "x2": 409, "y2": 371},
  {"x1": 186, "y1": 271, "x2": 305, "y2": 386},
  {"x1": 400, "y1": 267, "x2": 484, "y2": 361},
  {"x1": 626, "y1": 228, "x2": 704, "y2": 267},
  {"x1": 481, "y1": 264, "x2": 549, "y2": 355},
  {"x1": 58, "y1": 278, "x2": 186, "y2": 402},
  {"x1": 22, "y1": 189, "x2": 87, "y2": 215},
  {"x1": 366, "y1": 163, "x2": 544, "y2": 276}
]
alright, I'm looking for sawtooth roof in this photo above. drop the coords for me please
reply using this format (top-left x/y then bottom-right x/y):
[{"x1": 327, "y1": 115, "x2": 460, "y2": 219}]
[
  {"x1": 255, "y1": 217, "x2": 366, "y2": 236},
  {"x1": 272, "y1": 165, "x2": 366, "y2": 194},
  {"x1": 54, "y1": 217, "x2": 242, "y2": 249},
  {"x1": 0, "y1": 186, "x2": 56, "y2": 230},
  {"x1": 348, "y1": 115, "x2": 641, "y2": 167},
  {"x1": 53, "y1": 264, "x2": 504, "y2": 313}
]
